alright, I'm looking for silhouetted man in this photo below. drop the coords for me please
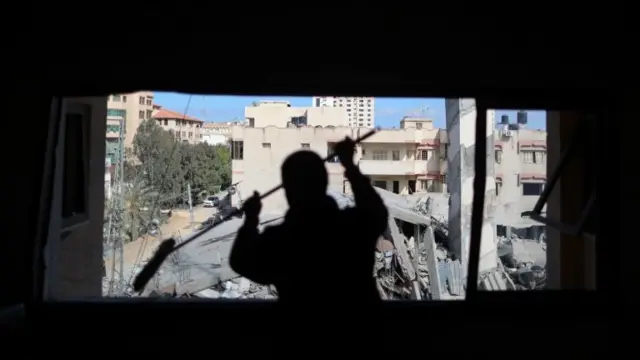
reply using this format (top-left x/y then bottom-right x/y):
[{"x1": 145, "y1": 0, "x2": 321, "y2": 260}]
[{"x1": 229, "y1": 137, "x2": 388, "y2": 303}]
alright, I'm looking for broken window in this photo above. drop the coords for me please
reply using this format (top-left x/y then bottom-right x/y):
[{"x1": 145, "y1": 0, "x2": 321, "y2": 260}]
[
  {"x1": 373, "y1": 180, "x2": 387, "y2": 190},
  {"x1": 232, "y1": 141, "x2": 244, "y2": 160},
  {"x1": 522, "y1": 182, "x2": 543, "y2": 196},
  {"x1": 327, "y1": 143, "x2": 339, "y2": 163}
]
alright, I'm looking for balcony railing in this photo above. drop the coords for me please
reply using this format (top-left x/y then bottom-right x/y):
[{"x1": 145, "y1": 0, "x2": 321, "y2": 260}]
[{"x1": 358, "y1": 160, "x2": 428, "y2": 176}]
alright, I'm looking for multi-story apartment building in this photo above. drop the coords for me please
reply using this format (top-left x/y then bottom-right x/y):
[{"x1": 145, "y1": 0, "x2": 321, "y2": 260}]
[
  {"x1": 493, "y1": 111, "x2": 547, "y2": 233},
  {"x1": 106, "y1": 91, "x2": 155, "y2": 149},
  {"x1": 312, "y1": 96, "x2": 375, "y2": 128},
  {"x1": 201, "y1": 121, "x2": 240, "y2": 145},
  {"x1": 246, "y1": 100, "x2": 349, "y2": 127},
  {"x1": 151, "y1": 105, "x2": 204, "y2": 144},
  {"x1": 230, "y1": 104, "x2": 447, "y2": 214}
]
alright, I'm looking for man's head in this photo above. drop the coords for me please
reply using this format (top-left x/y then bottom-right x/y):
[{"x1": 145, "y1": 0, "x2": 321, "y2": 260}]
[{"x1": 281, "y1": 151, "x2": 328, "y2": 207}]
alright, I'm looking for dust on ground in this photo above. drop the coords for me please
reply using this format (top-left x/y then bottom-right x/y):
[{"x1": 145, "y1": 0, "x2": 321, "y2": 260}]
[{"x1": 104, "y1": 206, "x2": 217, "y2": 276}]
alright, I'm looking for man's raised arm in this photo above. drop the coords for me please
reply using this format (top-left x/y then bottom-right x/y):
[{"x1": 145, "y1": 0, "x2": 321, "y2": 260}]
[
  {"x1": 229, "y1": 192, "x2": 273, "y2": 285},
  {"x1": 335, "y1": 138, "x2": 389, "y2": 235}
]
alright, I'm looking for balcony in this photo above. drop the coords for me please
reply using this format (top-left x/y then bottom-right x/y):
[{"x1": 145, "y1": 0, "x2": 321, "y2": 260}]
[{"x1": 358, "y1": 160, "x2": 428, "y2": 176}]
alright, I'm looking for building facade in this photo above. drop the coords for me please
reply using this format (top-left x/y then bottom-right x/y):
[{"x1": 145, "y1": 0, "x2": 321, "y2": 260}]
[
  {"x1": 151, "y1": 106, "x2": 204, "y2": 144},
  {"x1": 493, "y1": 112, "x2": 547, "y2": 229},
  {"x1": 201, "y1": 121, "x2": 239, "y2": 145},
  {"x1": 312, "y1": 96, "x2": 375, "y2": 128},
  {"x1": 230, "y1": 112, "x2": 447, "y2": 214},
  {"x1": 246, "y1": 100, "x2": 349, "y2": 128},
  {"x1": 106, "y1": 91, "x2": 155, "y2": 149}
]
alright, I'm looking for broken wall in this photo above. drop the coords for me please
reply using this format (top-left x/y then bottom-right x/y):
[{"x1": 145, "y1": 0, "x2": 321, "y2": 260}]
[{"x1": 445, "y1": 99, "x2": 498, "y2": 276}]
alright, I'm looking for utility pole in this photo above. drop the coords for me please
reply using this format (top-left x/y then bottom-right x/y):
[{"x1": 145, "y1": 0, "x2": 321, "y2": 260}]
[
  {"x1": 187, "y1": 183, "x2": 194, "y2": 232},
  {"x1": 117, "y1": 118, "x2": 125, "y2": 294}
]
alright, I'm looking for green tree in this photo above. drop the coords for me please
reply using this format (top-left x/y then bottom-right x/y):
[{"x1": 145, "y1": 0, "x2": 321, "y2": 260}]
[{"x1": 132, "y1": 119, "x2": 184, "y2": 201}]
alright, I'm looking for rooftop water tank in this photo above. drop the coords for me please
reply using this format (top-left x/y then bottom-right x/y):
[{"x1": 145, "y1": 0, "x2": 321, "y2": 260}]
[{"x1": 517, "y1": 110, "x2": 528, "y2": 125}]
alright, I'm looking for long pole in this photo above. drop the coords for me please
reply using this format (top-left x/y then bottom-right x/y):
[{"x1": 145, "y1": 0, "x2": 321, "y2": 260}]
[
  {"x1": 187, "y1": 183, "x2": 194, "y2": 232},
  {"x1": 117, "y1": 118, "x2": 125, "y2": 294}
]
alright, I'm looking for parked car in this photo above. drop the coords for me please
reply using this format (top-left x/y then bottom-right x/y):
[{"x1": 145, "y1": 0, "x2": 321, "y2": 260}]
[{"x1": 203, "y1": 196, "x2": 220, "y2": 208}]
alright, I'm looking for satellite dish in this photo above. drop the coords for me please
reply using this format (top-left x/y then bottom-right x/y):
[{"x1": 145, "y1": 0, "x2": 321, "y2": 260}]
[{"x1": 228, "y1": 186, "x2": 236, "y2": 195}]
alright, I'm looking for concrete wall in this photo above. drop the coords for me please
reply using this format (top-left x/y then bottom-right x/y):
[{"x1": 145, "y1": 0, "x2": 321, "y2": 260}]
[
  {"x1": 245, "y1": 101, "x2": 349, "y2": 128},
  {"x1": 445, "y1": 99, "x2": 498, "y2": 275},
  {"x1": 48, "y1": 97, "x2": 107, "y2": 299}
]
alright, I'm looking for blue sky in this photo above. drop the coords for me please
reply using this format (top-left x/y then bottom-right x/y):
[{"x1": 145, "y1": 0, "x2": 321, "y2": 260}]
[{"x1": 154, "y1": 92, "x2": 547, "y2": 130}]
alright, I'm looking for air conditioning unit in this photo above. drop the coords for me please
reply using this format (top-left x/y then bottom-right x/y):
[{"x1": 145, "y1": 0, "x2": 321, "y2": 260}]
[{"x1": 503, "y1": 130, "x2": 512, "y2": 137}]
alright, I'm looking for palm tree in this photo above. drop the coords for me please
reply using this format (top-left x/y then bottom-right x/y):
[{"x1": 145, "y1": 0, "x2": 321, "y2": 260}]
[{"x1": 122, "y1": 176, "x2": 161, "y2": 243}]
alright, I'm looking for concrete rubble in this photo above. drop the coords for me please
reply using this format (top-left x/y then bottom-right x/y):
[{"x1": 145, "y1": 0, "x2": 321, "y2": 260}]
[{"x1": 120, "y1": 187, "x2": 547, "y2": 299}]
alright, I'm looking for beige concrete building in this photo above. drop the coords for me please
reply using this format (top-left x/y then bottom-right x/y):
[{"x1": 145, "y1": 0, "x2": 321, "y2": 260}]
[
  {"x1": 152, "y1": 105, "x2": 204, "y2": 144},
  {"x1": 230, "y1": 116, "x2": 447, "y2": 214},
  {"x1": 493, "y1": 112, "x2": 547, "y2": 230},
  {"x1": 312, "y1": 96, "x2": 375, "y2": 128},
  {"x1": 245, "y1": 100, "x2": 349, "y2": 128},
  {"x1": 106, "y1": 91, "x2": 155, "y2": 148},
  {"x1": 201, "y1": 121, "x2": 240, "y2": 145}
]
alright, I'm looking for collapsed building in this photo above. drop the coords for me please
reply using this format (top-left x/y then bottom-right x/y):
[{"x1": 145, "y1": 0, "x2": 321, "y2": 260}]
[{"x1": 126, "y1": 186, "x2": 547, "y2": 300}]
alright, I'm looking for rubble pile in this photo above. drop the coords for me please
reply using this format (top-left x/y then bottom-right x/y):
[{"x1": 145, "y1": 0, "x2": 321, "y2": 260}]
[
  {"x1": 497, "y1": 235, "x2": 547, "y2": 290},
  {"x1": 194, "y1": 277, "x2": 277, "y2": 299}
]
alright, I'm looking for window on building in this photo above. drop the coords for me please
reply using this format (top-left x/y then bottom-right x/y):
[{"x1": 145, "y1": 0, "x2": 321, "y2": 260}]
[
  {"x1": 495, "y1": 150, "x2": 502, "y2": 163},
  {"x1": 373, "y1": 180, "x2": 387, "y2": 190},
  {"x1": 327, "y1": 143, "x2": 339, "y2": 163},
  {"x1": 139, "y1": 96, "x2": 145, "y2": 105},
  {"x1": 392, "y1": 150, "x2": 400, "y2": 161},
  {"x1": 122, "y1": 95, "x2": 127, "y2": 103},
  {"x1": 146, "y1": 110, "x2": 152, "y2": 119},
  {"x1": 522, "y1": 151, "x2": 533, "y2": 163},
  {"x1": 262, "y1": 142, "x2": 271, "y2": 148},
  {"x1": 533, "y1": 151, "x2": 545, "y2": 164},
  {"x1": 420, "y1": 150, "x2": 428, "y2": 160},
  {"x1": 416, "y1": 123, "x2": 423, "y2": 129},
  {"x1": 188, "y1": 132, "x2": 193, "y2": 138},
  {"x1": 112, "y1": 95, "x2": 121, "y2": 102},
  {"x1": 182, "y1": 131, "x2": 186, "y2": 137},
  {"x1": 372, "y1": 150, "x2": 387, "y2": 160},
  {"x1": 406, "y1": 151, "x2": 413, "y2": 160},
  {"x1": 421, "y1": 180, "x2": 435, "y2": 192},
  {"x1": 444, "y1": 144, "x2": 448, "y2": 158},
  {"x1": 163, "y1": 119, "x2": 168, "y2": 125},
  {"x1": 138, "y1": 110, "x2": 144, "y2": 119},
  {"x1": 232, "y1": 141, "x2": 244, "y2": 160},
  {"x1": 496, "y1": 181, "x2": 502, "y2": 196},
  {"x1": 522, "y1": 182, "x2": 544, "y2": 196},
  {"x1": 301, "y1": 143, "x2": 310, "y2": 149},
  {"x1": 146, "y1": 98, "x2": 152, "y2": 106}
]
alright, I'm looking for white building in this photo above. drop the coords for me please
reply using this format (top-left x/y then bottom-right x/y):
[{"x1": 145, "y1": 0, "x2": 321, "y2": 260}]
[{"x1": 312, "y1": 96, "x2": 375, "y2": 128}]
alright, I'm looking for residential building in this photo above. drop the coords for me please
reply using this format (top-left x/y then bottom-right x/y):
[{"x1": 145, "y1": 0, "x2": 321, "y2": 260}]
[
  {"x1": 245, "y1": 100, "x2": 349, "y2": 127},
  {"x1": 312, "y1": 96, "x2": 375, "y2": 128},
  {"x1": 201, "y1": 122, "x2": 238, "y2": 145},
  {"x1": 106, "y1": 91, "x2": 155, "y2": 149},
  {"x1": 152, "y1": 106, "x2": 204, "y2": 144},
  {"x1": 493, "y1": 111, "x2": 547, "y2": 232},
  {"x1": 230, "y1": 115, "x2": 447, "y2": 214},
  {"x1": 105, "y1": 115, "x2": 124, "y2": 164},
  {"x1": 105, "y1": 157, "x2": 112, "y2": 200}
]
